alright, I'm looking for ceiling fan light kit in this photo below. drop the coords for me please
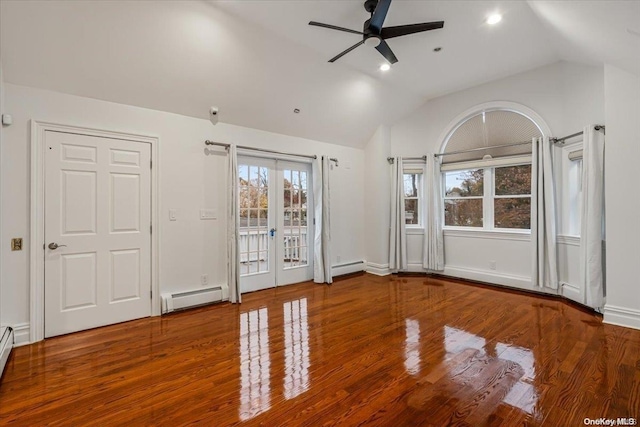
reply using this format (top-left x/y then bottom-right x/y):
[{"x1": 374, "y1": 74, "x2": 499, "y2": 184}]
[{"x1": 309, "y1": 0, "x2": 444, "y2": 65}]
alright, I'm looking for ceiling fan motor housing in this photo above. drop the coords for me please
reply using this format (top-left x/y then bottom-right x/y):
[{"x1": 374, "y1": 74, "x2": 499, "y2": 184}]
[{"x1": 364, "y1": 0, "x2": 378, "y2": 14}]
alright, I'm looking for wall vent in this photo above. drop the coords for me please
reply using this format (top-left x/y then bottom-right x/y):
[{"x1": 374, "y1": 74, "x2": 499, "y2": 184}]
[
  {"x1": 0, "y1": 327, "x2": 14, "y2": 378},
  {"x1": 161, "y1": 286, "x2": 226, "y2": 314}
]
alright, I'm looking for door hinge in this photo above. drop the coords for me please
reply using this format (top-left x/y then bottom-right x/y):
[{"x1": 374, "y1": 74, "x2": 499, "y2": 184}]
[
  {"x1": 150, "y1": 224, "x2": 152, "y2": 234},
  {"x1": 150, "y1": 290, "x2": 153, "y2": 299},
  {"x1": 150, "y1": 159, "x2": 152, "y2": 169}
]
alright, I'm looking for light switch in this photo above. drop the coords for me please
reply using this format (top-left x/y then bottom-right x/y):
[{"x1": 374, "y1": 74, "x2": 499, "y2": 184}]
[{"x1": 169, "y1": 209, "x2": 177, "y2": 221}]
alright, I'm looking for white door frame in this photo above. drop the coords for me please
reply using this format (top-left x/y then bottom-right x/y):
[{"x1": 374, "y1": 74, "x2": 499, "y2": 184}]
[{"x1": 29, "y1": 120, "x2": 160, "y2": 343}]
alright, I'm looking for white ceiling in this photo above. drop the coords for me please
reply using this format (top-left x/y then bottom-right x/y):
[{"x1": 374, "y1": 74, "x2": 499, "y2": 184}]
[{"x1": 1, "y1": 1, "x2": 638, "y2": 148}]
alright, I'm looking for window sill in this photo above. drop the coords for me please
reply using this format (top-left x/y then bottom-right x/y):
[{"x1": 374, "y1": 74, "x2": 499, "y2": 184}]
[{"x1": 443, "y1": 228, "x2": 531, "y2": 241}]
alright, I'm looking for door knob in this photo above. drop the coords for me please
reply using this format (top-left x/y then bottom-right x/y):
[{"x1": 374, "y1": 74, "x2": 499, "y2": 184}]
[
  {"x1": 269, "y1": 228, "x2": 277, "y2": 237},
  {"x1": 48, "y1": 242, "x2": 67, "y2": 250}
]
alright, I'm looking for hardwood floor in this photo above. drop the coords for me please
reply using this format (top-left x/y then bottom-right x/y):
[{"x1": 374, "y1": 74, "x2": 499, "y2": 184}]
[{"x1": 1, "y1": 274, "x2": 639, "y2": 426}]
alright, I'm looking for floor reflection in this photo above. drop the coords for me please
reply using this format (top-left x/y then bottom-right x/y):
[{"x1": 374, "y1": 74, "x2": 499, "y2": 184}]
[
  {"x1": 404, "y1": 319, "x2": 421, "y2": 376},
  {"x1": 497, "y1": 343, "x2": 537, "y2": 414},
  {"x1": 444, "y1": 325, "x2": 486, "y2": 357},
  {"x1": 441, "y1": 325, "x2": 538, "y2": 415},
  {"x1": 283, "y1": 298, "x2": 310, "y2": 400},
  {"x1": 239, "y1": 307, "x2": 271, "y2": 421}
]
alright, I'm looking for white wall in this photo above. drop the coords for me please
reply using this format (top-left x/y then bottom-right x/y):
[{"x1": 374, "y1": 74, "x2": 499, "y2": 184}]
[
  {"x1": 603, "y1": 65, "x2": 640, "y2": 329},
  {"x1": 0, "y1": 62, "x2": 5, "y2": 331},
  {"x1": 368, "y1": 61, "x2": 604, "y2": 295},
  {"x1": 363, "y1": 126, "x2": 391, "y2": 274},
  {"x1": 1, "y1": 83, "x2": 365, "y2": 341}
]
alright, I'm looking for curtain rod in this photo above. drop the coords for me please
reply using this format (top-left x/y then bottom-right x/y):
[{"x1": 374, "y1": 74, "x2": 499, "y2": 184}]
[
  {"x1": 387, "y1": 125, "x2": 606, "y2": 162},
  {"x1": 205, "y1": 140, "x2": 330, "y2": 162},
  {"x1": 205, "y1": 140, "x2": 316, "y2": 160},
  {"x1": 551, "y1": 125, "x2": 605, "y2": 144},
  {"x1": 386, "y1": 156, "x2": 427, "y2": 164}
]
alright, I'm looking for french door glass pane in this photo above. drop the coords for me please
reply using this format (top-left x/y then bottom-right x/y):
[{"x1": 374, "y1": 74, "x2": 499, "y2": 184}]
[
  {"x1": 284, "y1": 168, "x2": 308, "y2": 269},
  {"x1": 239, "y1": 164, "x2": 269, "y2": 276}
]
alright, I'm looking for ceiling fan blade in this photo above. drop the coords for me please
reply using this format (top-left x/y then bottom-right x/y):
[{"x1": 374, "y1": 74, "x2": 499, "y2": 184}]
[
  {"x1": 309, "y1": 21, "x2": 365, "y2": 35},
  {"x1": 368, "y1": 0, "x2": 392, "y2": 33},
  {"x1": 381, "y1": 21, "x2": 445, "y2": 39},
  {"x1": 329, "y1": 40, "x2": 366, "y2": 62},
  {"x1": 375, "y1": 40, "x2": 398, "y2": 64}
]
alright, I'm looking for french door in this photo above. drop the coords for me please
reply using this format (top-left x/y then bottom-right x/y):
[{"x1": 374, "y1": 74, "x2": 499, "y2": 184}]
[{"x1": 238, "y1": 157, "x2": 313, "y2": 293}]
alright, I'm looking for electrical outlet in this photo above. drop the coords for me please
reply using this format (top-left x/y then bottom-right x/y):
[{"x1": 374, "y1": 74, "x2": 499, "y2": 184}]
[
  {"x1": 201, "y1": 274, "x2": 209, "y2": 286},
  {"x1": 169, "y1": 209, "x2": 177, "y2": 221},
  {"x1": 11, "y1": 238, "x2": 23, "y2": 251},
  {"x1": 489, "y1": 260, "x2": 496, "y2": 270}
]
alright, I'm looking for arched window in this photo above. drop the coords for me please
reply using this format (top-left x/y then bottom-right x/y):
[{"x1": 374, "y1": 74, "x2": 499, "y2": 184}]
[{"x1": 441, "y1": 108, "x2": 545, "y2": 231}]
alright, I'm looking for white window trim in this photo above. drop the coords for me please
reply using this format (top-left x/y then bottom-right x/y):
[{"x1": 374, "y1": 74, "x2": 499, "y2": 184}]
[
  {"x1": 403, "y1": 163, "x2": 425, "y2": 228},
  {"x1": 559, "y1": 140, "x2": 583, "y2": 237},
  {"x1": 443, "y1": 162, "x2": 532, "y2": 233},
  {"x1": 440, "y1": 154, "x2": 532, "y2": 172}
]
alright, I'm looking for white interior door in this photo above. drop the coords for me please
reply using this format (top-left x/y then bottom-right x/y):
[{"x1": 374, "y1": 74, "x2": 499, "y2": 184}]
[
  {"x1": 44, "y1": 131, "x2": 151, "y2": 338},
  {"x1": 238, "y1": 157, "x2": 313, "y2": 293}
]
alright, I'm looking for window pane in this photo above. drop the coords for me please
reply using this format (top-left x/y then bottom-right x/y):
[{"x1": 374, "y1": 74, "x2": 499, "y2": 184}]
[
  {"x1": 445, "y1": 169, "x2": 483, "y2": 197},
  {"x1": 495, "y1": 165, "x2": 531, "y2": 195},
  {"x1": 494, "y1": 198, "x2": 531, "y2": 229},
  {"x1": 403, "y1": 174, "x2": 419, "y2": 198},
  {"x1": 444, "y1": 199, "x2": 483, "y2": 227},
  {"x1": 404, "y1": 199, "x2": 418, "y2": 225}
]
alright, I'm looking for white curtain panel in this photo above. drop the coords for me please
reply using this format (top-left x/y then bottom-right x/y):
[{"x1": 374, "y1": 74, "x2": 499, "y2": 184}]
[
  {"x1": 227, "y1": 145, "x2": 241, "y2": 303},
  {"x1": 389, "y1": 157, "x2": 407, "y2": 271},
  {"x1": 530, "y1": 137, "x2": 559, "y2": 290},
  {"x1": 313, "y1": 156, "x2": 332, "y2": 284},
  {"x1": 580, "y1": 125, "x2": 606, "y2": 309},
  {"x1": 423, "y1": 154, "x2": 445, "y2": 271}
]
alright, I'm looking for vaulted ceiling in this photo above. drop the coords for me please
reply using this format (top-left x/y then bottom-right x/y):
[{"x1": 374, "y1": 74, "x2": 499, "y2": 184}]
[{"x1": 1, "y1": 1, "x2": 638, "y2": 148}]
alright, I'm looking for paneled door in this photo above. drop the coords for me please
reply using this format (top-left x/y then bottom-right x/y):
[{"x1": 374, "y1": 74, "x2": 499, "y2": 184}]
[
  {"x1": 44, "y1": 131, "x2": 151, "y2": 338},
  {"x1": 238, "y1": 157, "x2": 313, "y2": 293}
]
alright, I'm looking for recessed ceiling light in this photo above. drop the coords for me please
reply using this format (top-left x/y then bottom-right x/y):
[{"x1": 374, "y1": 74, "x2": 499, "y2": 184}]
[
  {"x1": 379, "y1": 63, "x2": 391, "y2": 72},
  {"x1": 486, "y1": 13, "x2": 502, "y2": 25}
]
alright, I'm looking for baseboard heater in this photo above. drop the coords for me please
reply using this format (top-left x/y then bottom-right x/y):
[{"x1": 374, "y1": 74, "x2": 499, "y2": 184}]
[
  {"x1": 332, "y1": 260, "x2": 366, "y2": 276},
  {"x1": 0, "y1": 327, "x2": 14, "y2": 378},
  {"x1": 161, "y1": 286, "x2": 227, "y2": 314}
]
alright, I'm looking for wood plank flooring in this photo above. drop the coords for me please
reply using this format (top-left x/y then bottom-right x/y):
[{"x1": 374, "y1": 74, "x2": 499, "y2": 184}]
[{"x1": 1, "y1": 274, "x2": 639, "y2": 426}]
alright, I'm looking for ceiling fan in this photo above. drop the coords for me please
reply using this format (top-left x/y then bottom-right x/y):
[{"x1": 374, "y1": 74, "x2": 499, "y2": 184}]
[{"x1": 309, "y1": 0, "x2": 444, "y2": 64}]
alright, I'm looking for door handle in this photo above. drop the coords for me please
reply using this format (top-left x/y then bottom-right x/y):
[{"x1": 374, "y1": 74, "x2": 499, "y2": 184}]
[
  {"x1": 269, "y1": 228, "x2": 277, "y2": 237},
  {"x1": 48, "y1": 242, "x2": 67, "y2": 250}
]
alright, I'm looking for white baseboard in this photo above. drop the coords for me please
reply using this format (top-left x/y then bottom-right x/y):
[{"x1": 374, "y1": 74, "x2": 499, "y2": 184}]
[
  {"x1": 561, "y1": 282, "x2": 582, "y2": 303},
  {"x1": 332, "y1": 261, "x2": 365, "y2": 277},
  {"x1": 442, "y1": 265, "x2": 533, "y2": 291},
  {"x1": 366, "y1": 262, "x2": 391, "y2": 276},
  {"x1": 406, "y1": 263, "x2": 425, "y2": 273},
  {"x1": 603, "y1": 305, "x2": 640, "y2": 330},
  {"x1": 12, "y1": 323, "x2": 31, "y2": 347}
]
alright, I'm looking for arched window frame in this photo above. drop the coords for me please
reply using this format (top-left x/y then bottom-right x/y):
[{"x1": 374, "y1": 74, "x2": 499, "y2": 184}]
[{"x1": 437, "y1": 102, "x2": 552, "y2": 233}]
